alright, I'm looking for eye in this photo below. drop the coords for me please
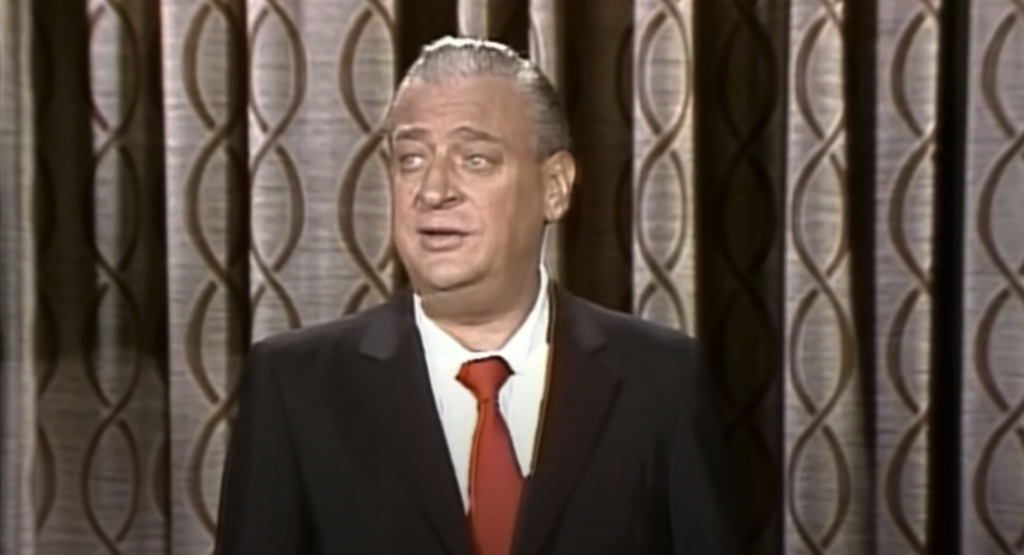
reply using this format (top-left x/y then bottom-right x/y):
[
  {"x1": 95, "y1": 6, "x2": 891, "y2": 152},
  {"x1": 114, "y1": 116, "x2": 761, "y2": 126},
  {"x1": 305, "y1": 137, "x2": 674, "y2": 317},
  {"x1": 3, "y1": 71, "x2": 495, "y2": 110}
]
[
  {"x1": 463, "y1": 154, "x2": 491, "y2": 170},
  {"x1": 397, "y1": 153, "x2": 425, "y2": 172}
]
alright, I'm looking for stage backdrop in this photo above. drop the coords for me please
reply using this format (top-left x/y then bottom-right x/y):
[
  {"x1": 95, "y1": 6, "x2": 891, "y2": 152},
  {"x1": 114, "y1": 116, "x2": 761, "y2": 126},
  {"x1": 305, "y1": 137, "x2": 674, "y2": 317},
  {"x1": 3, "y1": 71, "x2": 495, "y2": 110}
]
[{"x1": 0, "y1": 0, "x2": 1017, "y2": 553}]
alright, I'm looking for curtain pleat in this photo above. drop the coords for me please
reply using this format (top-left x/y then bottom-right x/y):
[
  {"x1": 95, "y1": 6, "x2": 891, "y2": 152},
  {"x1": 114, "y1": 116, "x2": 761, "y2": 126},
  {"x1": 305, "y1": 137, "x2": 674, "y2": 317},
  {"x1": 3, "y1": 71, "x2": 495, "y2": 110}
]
[
  {"x1": 963, "y1": 1, "x2": 1024, "y2": 553},
  {"x1": 868, "y1": 1, "x2": 938, "y2": 553},
  {"x1": 783, "y1": 2, "x2": 872, "y2": 553},
  {"x1": 161, "y1": 1, "x2": 250, "y2": 552},
  {"x1": 561, "y1": 0, "x2": 634, "y2": 311},
  {"x1": 1, "y1": 0, "x2": 37, "y2": 553},
  {"x1": 693, "y1": 0, "x2": 788, "y2": 551},
  {"x1": 632, "y1": 0, "x2": 697, "y2": 333}
]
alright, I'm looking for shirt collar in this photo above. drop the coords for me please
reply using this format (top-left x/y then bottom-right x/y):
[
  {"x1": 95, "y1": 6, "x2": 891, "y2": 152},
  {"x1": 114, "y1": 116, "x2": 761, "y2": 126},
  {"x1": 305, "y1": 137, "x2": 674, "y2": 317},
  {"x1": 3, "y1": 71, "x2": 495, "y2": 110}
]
[{"x1": 413, "y1": 266, "x2": 551, "y2": 376}]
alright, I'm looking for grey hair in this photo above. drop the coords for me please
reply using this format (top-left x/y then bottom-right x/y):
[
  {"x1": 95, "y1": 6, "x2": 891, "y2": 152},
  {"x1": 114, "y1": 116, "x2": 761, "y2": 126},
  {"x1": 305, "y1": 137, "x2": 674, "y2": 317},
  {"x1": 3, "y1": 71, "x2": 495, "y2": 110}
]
[{"x1": 391, "y1": 36, "x2": 571, "y2": 158}]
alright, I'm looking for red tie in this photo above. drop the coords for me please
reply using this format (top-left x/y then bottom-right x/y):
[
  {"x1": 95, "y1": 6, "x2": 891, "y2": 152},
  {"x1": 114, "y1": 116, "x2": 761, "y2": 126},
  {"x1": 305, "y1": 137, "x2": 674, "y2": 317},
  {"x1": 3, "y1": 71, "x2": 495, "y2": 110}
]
[{"x1": 457, "y1": 356, "x2": 524, "y2": 555}]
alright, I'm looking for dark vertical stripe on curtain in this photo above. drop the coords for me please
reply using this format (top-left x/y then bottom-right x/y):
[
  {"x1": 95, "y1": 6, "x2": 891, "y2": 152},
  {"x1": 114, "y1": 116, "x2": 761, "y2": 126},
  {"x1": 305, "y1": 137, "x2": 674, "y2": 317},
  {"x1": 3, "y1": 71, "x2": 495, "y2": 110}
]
[
  {"x1": 136, "y1": 0, "x2": 172, "y2": 529},
  {"x1": 488, "y1": 0, "x2": 529, "y2": 56},
  {"x1": 843, "y1": 0, "x2": 879, "y2": 550},
  {"x1": 562, "y1": 0, "x2": 634, "y2": 312},
  {"x1": 395, "y1": 1, "x2": 460, "y2": 81},
  {"x1": 931, "y1": 0, "x2": 969, "y2": 551},
  {"x1": 694, "y1": 0, "x2": 789, "y2": 552},
  {"x1": 30, "y1": 0, "x2": 97, "y2": 539},
  {"x1": 229, "y1": 0, "x2": 252, "y2": 355}
]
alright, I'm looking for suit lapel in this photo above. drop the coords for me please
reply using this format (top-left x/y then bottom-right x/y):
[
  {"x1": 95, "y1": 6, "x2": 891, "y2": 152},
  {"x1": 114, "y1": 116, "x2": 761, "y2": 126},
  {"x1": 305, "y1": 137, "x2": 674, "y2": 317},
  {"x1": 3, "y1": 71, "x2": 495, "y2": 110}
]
[
  {"x1": 346, "y1": 291, "x2": 474, "y2": 555},
  {"x1": 513, "y1": 287, "x2": 622, "y2": 555}
]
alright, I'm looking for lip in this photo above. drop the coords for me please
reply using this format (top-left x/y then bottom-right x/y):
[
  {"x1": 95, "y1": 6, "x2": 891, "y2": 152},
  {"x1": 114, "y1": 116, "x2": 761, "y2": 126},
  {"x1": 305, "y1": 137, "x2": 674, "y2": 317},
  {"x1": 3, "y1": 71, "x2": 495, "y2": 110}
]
[
  {"x1": 416, "y1": 228, "x2": 470, "y2": 252},
  {"x1": 417, "y1": 225, "x2": 467, "y2": 235}
]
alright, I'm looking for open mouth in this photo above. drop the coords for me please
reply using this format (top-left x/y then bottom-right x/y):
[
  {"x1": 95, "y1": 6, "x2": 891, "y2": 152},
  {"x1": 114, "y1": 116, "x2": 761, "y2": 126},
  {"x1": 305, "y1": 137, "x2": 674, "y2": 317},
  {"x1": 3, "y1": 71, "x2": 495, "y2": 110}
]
[
  {"x1": 418, "y1": 227, "x2": 467, "y2": 237},
  {"x1": 417, "y1": 228, "x2": 469, "y2": 251}
]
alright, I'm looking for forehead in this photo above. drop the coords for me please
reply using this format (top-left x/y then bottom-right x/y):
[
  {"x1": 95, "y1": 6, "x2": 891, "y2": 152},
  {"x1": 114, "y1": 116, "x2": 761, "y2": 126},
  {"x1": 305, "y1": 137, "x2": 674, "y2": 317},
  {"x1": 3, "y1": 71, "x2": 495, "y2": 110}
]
[{"x1": 388, "y1": 76, "x2": 532, "y2": 142}]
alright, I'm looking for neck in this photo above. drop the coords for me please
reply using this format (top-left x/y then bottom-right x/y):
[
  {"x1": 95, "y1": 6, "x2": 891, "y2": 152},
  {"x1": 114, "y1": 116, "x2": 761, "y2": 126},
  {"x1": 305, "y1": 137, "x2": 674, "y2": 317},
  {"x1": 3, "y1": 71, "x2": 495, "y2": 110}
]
[{"x1": 420, "y1": 268, "x2": 542, "y2": 351}]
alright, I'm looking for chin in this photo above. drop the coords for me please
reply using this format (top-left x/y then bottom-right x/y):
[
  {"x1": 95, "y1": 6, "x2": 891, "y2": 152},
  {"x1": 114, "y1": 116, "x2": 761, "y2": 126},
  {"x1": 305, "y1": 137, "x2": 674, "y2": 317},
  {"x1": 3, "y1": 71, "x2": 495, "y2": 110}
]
[{"x1": 410, "y1": 262, "x2": 483, "y2": 294}]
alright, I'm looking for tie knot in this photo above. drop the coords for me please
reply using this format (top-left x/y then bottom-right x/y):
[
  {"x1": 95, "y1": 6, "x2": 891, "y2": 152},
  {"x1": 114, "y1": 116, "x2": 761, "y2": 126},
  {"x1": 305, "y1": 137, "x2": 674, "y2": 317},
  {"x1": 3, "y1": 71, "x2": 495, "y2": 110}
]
[{"x1": 457, "y1": 356, "x2": 511, "y2": 402}]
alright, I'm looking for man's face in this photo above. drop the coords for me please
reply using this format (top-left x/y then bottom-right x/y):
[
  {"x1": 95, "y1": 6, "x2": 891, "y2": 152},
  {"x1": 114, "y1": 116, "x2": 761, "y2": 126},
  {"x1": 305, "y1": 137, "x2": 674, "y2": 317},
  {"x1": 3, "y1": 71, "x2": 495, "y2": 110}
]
[{"x1": 387, "y1": 76, "x2": 573, "y2": 298}]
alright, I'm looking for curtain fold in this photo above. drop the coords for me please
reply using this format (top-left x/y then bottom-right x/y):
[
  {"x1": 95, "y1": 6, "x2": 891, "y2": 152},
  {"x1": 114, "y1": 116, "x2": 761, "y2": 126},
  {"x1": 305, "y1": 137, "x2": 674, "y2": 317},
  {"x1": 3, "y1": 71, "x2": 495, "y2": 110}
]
[
  {"x1": 633, "y1": 0, "x2": 697, "y2": 332},
  {"x1": 161, "y1": 1, "x2": 250, "y2": 552},
  {"x1": 863, "y1": 1, "x2": 937, "y2": 552},
  {"x1": 962, "y1": 2, "x2": 1024, "y2": 553},
  {"x1": 693, "y1": 0, "x2": 787, "y2": 551},
  {"x1": 782, "y1": 1, "x2": 871, "y2": 552},
  {"x1": 1, "y1": 0, "x2": 1019, "y2": 554},
  {"x1": 1, "y1": 0, "x2": 37, "y2": 553}
]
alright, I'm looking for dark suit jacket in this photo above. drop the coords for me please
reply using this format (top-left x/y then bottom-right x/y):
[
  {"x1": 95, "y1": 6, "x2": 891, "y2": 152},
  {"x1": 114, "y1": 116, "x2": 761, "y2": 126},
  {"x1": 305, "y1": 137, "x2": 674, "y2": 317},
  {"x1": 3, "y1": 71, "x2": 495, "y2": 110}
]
[{"x1": 214, "y1": 286, "x2": 739, "y2": 555}]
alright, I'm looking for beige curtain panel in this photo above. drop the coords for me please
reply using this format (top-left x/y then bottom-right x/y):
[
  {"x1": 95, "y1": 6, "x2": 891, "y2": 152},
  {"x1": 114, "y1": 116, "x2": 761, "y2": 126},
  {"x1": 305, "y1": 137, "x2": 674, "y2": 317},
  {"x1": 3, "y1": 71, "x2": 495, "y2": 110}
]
[{"x1": 0, "y1": 0, "x2": 1017, "y2": 553}]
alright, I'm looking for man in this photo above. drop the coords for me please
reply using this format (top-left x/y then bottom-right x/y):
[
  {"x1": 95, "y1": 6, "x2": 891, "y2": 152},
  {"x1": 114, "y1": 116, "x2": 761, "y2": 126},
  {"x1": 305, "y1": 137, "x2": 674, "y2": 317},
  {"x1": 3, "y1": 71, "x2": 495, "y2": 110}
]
[{"x1": 214, "y1": 37, "x2": 737, "y2": 555}]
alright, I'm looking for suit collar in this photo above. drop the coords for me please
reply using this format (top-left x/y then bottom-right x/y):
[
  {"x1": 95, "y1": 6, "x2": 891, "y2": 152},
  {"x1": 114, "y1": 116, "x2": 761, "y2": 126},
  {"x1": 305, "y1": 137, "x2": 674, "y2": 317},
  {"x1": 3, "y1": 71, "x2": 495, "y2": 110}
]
[
  {"x1": 548, "y1": 283, "x2": 609, "y2": 352},
  {"x1": 512, "y1": 286, "x2": 620, "y2": 555},
  {"x1": 352, "y1": 290, "x2": 475, "y2": 555},
  {"x1": 358, "y1": 289, "x2": 412, "y2": 361},
  {"x1": 352, "y1": 285, "x2": 620, "y2": 555}
]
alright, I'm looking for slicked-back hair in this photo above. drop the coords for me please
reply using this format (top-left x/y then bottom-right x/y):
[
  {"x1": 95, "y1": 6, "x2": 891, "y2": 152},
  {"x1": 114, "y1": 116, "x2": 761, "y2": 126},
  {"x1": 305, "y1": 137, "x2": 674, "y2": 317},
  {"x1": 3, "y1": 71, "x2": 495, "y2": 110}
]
[{"x1": 388, "y1": 36, "x2": 571, "y2": 159}]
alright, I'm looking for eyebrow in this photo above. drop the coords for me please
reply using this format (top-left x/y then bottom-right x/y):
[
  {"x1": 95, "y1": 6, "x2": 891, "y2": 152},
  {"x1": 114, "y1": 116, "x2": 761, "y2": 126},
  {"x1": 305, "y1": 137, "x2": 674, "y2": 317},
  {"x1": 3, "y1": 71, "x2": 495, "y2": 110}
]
[
  {"x1": 389, "y1": 125, "x2": 504, "y2": 145},
  {"x1": 450, "y1": 126, "x2": 503, "y2": 144},
  {"x1": 391, "y1": 127, "x2": 430, "y2": 143}
]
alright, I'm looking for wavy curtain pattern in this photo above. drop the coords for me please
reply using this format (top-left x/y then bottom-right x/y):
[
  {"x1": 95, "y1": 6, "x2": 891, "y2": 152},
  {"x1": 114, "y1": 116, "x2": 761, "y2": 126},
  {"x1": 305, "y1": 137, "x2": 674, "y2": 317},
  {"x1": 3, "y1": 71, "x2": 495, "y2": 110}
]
[{"x1": 0, "y1": 0, "x2": 1016, "y2": 553}]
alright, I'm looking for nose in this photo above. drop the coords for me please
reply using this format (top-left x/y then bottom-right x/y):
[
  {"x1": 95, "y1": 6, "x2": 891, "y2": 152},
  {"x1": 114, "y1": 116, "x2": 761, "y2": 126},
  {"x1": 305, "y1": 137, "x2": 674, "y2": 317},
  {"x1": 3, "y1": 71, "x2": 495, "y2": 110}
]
[{"x1": 416, "y1": 156, "x2": 459, "y2": 209}]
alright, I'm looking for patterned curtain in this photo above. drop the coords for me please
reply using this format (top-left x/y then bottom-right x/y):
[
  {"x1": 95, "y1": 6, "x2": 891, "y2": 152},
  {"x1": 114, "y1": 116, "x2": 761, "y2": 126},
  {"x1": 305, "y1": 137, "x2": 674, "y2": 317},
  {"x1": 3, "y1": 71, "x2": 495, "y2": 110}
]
[{"x1": 0, "y1": 0, "x2": 1017, "y2": 554}]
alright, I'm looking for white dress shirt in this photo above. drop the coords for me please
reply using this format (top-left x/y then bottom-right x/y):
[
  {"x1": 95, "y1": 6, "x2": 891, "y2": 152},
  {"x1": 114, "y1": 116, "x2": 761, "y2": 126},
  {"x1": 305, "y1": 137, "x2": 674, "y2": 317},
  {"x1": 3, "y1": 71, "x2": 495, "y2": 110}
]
[{"x1": 414, "y1": 267, "x2": 551, "y2": 511}]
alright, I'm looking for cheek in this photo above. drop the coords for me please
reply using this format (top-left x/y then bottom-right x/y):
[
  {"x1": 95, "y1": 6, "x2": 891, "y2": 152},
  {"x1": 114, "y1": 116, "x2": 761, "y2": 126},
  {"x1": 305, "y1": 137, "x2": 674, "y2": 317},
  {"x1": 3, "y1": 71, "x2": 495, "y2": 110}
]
[
  {"x1": 390, "y1": 207, "x2": 417, "y2": 251},
  {"x1": 389, "y1": 184, "x2": 417, "y2": 220},
  {"x1": 492, "y1": 177, "x2": 545, "y2": 218},
  {"x1": 476, "y1": 185, "x2": 544, "y2": 240}
]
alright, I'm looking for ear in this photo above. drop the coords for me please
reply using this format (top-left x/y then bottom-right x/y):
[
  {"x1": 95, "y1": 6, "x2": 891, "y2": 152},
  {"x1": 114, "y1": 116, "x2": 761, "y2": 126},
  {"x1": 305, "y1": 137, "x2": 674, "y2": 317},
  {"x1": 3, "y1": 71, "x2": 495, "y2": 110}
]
[{"x1": 541, "y1": 151, "x2": 576, "y2": 222}]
